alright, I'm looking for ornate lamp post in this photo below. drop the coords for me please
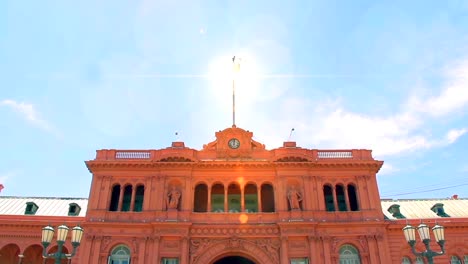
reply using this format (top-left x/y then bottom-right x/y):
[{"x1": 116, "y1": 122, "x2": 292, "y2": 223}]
[
  {"x1": 41, "y1": 225, "x2": 84, "y2": 264},
  {"x1": 402, "y1": 223, "x2": 445, "y2": 264}
]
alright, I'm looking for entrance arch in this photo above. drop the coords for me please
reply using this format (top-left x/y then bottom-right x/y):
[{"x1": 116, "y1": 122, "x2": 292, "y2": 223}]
[
  {"x1": 213, "y1": 256, "x2": 256, "y2": 264},
  {"x1": 191, "y1": 238, "x2": 278, "y2": 264}
]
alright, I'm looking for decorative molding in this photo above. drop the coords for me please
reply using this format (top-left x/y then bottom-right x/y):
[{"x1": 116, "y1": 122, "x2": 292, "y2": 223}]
[
  {"x1": 190, "y1": 226, "x2": 279, "y2": 236},
  {"x1": 86, "y1": 161, "x2": 383, "y2": 171}
]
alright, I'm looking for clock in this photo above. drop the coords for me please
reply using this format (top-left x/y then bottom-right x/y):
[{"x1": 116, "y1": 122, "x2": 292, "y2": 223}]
[{"x1": 228, "y1": 138, "x2": 240, "y2": 149}]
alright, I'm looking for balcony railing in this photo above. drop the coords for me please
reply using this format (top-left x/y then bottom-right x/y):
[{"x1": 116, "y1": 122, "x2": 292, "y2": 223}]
[
  {"x1": 317, "y1": 151, "x2": 353, "y2": 159},
  {"x1": 116, "y1": 151, "x2": 151, "y2": 159}
]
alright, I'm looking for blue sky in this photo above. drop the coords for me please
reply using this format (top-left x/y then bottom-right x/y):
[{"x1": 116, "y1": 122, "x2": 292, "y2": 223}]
[{"x1": 0, "y1": 1, "x2": 467, "y2": 199}]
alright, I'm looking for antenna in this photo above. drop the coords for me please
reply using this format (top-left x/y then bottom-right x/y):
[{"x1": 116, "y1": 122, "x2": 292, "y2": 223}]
[
  {"x1": 232, "y1": 56, "x2": 241, "y2": 127},
  {"x1": 288, "y1": 128, "x2": 295, "y2": 141}
]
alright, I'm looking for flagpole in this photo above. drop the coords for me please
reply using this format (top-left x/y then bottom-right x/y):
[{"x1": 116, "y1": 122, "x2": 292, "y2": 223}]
[
  {"x1": 232, "y1": 56, "x2": 240, "y2": 127},
  {"x1": 233, "y1": 78, "x2": 235, "y2": 127}
]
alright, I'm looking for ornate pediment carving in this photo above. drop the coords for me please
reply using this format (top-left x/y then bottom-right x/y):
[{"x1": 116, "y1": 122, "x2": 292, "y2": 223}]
[{"x1": 201, "y1": 126, "x2": 266, "y2": 159}]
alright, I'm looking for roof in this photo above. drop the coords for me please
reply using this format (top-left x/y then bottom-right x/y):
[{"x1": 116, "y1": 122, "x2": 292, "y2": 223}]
[
  {"x1": 0, "y1": 196, "x2": 87, "y2": 217},
  {"x1": 0, "y1": 196, "x2": 467, "y2": 219},
  {"x1": 381, "y1": 198, "x2": 468, "y2": 220}
]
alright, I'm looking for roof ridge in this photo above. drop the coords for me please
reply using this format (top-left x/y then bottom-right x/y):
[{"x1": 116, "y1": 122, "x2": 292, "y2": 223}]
[{"x1": 0, "y1": 196, "x2": 88, "y2": 200}]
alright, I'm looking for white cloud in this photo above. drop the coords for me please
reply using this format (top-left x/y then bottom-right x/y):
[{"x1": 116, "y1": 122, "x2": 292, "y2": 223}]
[
  {"x1": 308, "y1": 108, "x2": 433, "y2": 157},
  {"x1": 445, "y1": 128, "x2": 467, "y2": 144},
  {"x1": 279, "y1": 59, "x2": 468, "y2": 157},
  {"x1": 379, "y1": 163, "x2": 400, "y2": 176},
  {"x1": 410, "y1": 59, "x2": 468, "y2": 117},
  {"x1": 0, "y1": 99, "x2": 55, "y2": 133}
]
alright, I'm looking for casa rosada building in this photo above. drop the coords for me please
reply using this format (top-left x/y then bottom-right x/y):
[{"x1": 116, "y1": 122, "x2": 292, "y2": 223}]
[{"x1": 0, "y1": 125, "x2": 467, "y2": 264}]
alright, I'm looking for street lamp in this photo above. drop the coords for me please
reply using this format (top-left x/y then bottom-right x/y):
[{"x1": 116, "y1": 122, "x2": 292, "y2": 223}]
[
  {"x1": 402, "y1": 223, "x2": 445, "y2": 264},
  {"x1": 41, "y1": 225, "x2": 84, "y2": 264}
]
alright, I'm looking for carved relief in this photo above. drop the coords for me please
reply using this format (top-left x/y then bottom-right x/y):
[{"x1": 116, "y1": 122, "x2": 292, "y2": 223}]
[
  {"x1": 190, "y1": 237, "x2": 279, "y2": 264},
  {"x1": 190, "y1": 238, "x2": 212, "y2": 262},
  {"x1": 163, "y1": 240, "x2": 179, "y2": 249},
  {"x1": 226, "y1": 238, "x2": 243, "y2": 249},
  {"x1": 101, "y1": 236, "x2": 112, "y2": 252},
  {"x1": 132, "y1": 237, "x2": 138, "y2": 253},
  {"x1": 256, "y1": 238, "x2": 280, "y2": 262}
]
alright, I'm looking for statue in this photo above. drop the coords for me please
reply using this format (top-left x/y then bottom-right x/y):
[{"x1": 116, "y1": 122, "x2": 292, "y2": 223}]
[
  {"x1": 167, "y1": 187, "x2": 181, "y2": 210},
  {"x1": 287, "y1": 187, "x2": 302, "y2": 210}
]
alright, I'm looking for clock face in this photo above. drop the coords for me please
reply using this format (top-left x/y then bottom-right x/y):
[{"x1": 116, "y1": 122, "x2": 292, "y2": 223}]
[{"x1": 228, "y1": 138, "x2": 240, "y2": 149}]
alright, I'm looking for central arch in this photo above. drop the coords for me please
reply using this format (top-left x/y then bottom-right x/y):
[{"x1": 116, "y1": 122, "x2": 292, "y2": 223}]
[
  {"x1": 192, "y1": 238, "x2": 278, "y2": 264},
  {"x1": 213, "y1": 256, "x2": 256, "y2": 264}
]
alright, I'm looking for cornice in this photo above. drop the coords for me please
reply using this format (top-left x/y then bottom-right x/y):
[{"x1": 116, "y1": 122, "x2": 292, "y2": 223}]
[{"x1": 86, "y1": 160, "x2": 383, "y2": 172}]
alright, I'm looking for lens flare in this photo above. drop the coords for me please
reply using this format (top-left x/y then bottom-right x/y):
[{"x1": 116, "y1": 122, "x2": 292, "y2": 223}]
[{"x1": 239, "y1": 213, "x2": 248, "y2": 224}]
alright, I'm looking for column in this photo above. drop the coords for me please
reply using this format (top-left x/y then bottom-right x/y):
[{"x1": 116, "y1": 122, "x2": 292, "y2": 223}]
[
  {"x1": 181, "y1": 237, "x2": 189, "y2": 264},
  {"x1": 280, "y1": 237, "x2": 289, "y2": 264},
  {"x1": 151, "y1": 236, "x2": 160, "y2": 264},
  {"x1": 241, "y1": 186, "x2": 245, "y2": 212},
  {"x1": 137, "y1": 238, "x2": 146, "y2": 264},
  {"x1": 257, "y1": 186, "x2": 262, "y2": 212},
  {"x1": 375, "y1": 233, "x2": 390, "y2": 263},
  {"x1": 344, "y1": 186, "x2": 350, "y2": 211},
  {"x1": 224, "y1": 186, "x2": 228, "y2": 212},
  {"x1": 316, "y1": 177, "x2": 326, "y2": 211},
  {"x1": 130, "y1": 186, "x2": 136, "y2": 211},
  {"x1": 332, "y1": 186, "x2": 339, "y2": 211},
  {"x1": 207, "y1": 185, "x2": 212, "y2": 212},
  {"x1": 89, "y1": 175, "x2": 103, "y2": 210},
  {"x1": 357, "y1": 176, "x2": 370, "y2": 210},
  {"x1": 307, "y1": 236, "x2": 315, "y2": 262},
  {"x1": 118, "y1": 184, "x2": 124, "y2": 211},
  {"x1": 367, "y1": 235, "x2": 379, "y2": 264},
  {"x1": 80, "y1": 235, "x2": 94, "y2": 264},
  {"x1": 143, "y1": 176, "x2": 154, "y2": 211},
  {"x1": 321, "y1": 237, "x2": 332, "y2": 264},
  {"x1": 90, "y1": 236, "x2": 102, "y2": 264}
]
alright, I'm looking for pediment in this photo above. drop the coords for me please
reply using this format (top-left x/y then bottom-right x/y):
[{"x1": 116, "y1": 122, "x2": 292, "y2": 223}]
[{"x1": 202, "y1": 126, "x2": 266, "y2": 158}]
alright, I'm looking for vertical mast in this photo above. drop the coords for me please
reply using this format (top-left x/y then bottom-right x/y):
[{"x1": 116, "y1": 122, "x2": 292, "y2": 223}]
[{"x1": 232, "y1": 56, "x2": 240, "y2": 127}]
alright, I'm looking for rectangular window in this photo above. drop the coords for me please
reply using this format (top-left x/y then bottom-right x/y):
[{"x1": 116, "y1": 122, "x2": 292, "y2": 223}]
[
  {"x1": 291, "y1": 258, "x2": 309, "y2": 264},
  {"x1": 162, "y1": 258, "x2": 179, "y2": 264}
]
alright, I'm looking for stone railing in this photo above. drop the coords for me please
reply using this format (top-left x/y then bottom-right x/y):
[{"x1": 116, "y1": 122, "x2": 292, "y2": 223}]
[
  {"x1": 115, "y1": 151, "x2": 151, "y2": 159},
  {"x1": 94, "y1": 148, "x2": 373, "y2": 161},
  {"x1": 317, "y1": 151, "x2": 353, "y2": 159}
]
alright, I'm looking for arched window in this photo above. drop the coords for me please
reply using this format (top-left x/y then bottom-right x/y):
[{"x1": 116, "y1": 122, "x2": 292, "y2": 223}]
[
  {"x1": 450, "y1": 256, "x2": 462, "y2": 264},
  {"x1": 121, "y1": 185, "x2": 133, "y2": 212},
  {"x1": 323, "y1": 185, "x2": 335, "y2": 211},
  {"x1": 336, "y1": 184, "x2": 347, "y2": 211},
  {"x1": 194, "y1": 183, "x2": 208, "y2": 212},
  {"x1": 415, "y1": 257, "x2": 424, "y2": 264},
  {"x1": 228, "y1": 183, "x2": 241, "y2": 212},
  {"x1": 109, "y1": 245, "x2": 130, "y2": 264},
  {"x1": 339, "y1": 244, "x2": 360, "y2": 264},
  {"x1": 109, "y1": 184, "x2": 121, "y2": 211},
  {"x1": 0, "y1": 243, "x2": 20, "y2": 264},
  {"x1": 261, "y1": 183, "x2": 275, "y2": 212},
  {"x1": 21, "y1": 245, "x2": 42, "y2": 264},
  {"x1": 401, "y1": 256, "x2": 411, "y2": 264},
  {"x1": 211, "y1": 183, "x2": 225, "y2": 212},
  {"x1": 347, "y1": 184, "x2": 359, "y2": 211},
  {"x1": 133, "y1": 185, "x2": 144, "y2": 212},
  {"x1": 244, "y1": 183, "x2": 258, "y2": 212}
]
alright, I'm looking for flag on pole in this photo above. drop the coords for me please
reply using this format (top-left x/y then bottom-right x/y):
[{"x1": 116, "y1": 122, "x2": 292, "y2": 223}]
[{"x1": 232, "y1": 56, "x2": 241, "y2": 73}]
